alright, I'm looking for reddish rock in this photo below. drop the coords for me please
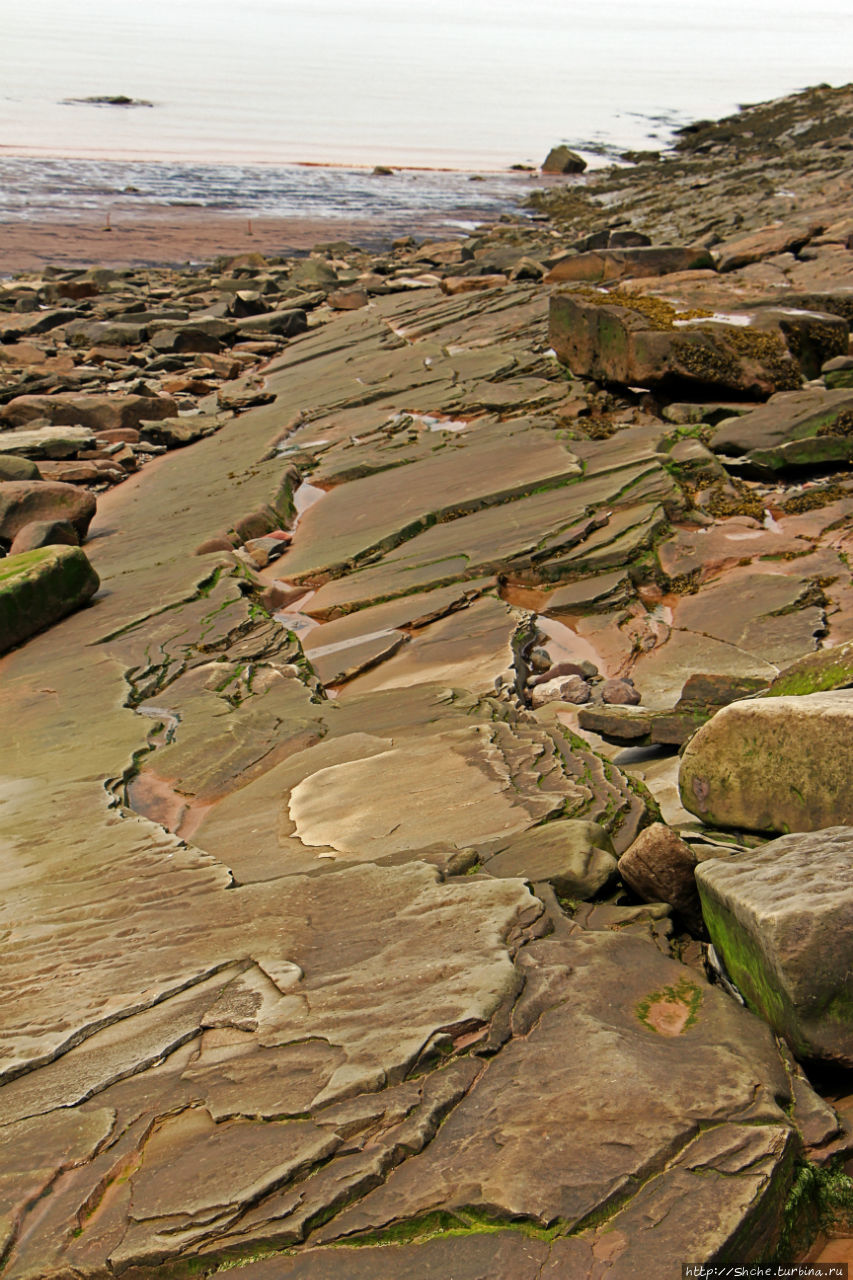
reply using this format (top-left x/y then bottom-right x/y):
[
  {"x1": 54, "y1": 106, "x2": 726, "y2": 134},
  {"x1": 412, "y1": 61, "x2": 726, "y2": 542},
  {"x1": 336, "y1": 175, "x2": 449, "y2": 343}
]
[
  {"x1": 327, "y1": 288, "x2": 369, "y2": 311},
  {"x1": 618, "y1": 823, "x2": 702, "y2": 929},
  {"x1": 549, "y1": 291, "x2": 801, "y2": 396},
  {"x1": 0, "y1": 481, "x2": 96, "y2": 544},
  {"x1": 440, "y1": 275, "x2": 508, "y2": 295},
  {"x1": 9, "y1": 519, "x2": 80, "y2": 554},
  {"x1": 601, "y1": 677, "x2": 641, "y2": 705},
  {"x1": 0, "y1": 392, "x2": 178, "y2": 433},
  {"x1": 545, "y1": 246, "x2": 715, "y2": 284}
]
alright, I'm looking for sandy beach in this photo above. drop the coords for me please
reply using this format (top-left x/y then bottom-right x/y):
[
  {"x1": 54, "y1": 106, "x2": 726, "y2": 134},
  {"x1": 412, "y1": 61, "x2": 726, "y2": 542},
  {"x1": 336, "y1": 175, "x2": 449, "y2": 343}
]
[{"x1": 0, "y1": 206, "x2": 458, "y2": 274}]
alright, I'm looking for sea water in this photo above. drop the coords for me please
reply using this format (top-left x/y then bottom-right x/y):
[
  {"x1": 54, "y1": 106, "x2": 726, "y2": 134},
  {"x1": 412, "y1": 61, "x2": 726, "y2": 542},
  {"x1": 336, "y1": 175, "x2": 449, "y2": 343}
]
[{"x1": 1, "y1": 0, "x2": 850, "y2": 223}]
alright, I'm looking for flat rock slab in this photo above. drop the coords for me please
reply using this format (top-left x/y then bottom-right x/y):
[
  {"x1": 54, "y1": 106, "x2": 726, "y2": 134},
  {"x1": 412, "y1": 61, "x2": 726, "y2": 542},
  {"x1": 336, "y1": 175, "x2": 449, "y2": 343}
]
[
  {"x1": 680, "y1": 692, "x2": 853, "y2": 832},
  {"x1": 0, "y1": 392, "x2": 178, "y2": 431},
  {"x1": 0, "y1": 545, "x2": 99, "y2": 653},
  {"x1": 549, "y1": 290, "x2": 801, "y2": 396},
  {"x1": 710, "y1": 387, "x2": 853, "y2": 472},
  {"x1": 0, "y1": 425, "x2": 95, "y2": 459},
  {"x1": 697, "y1": 826, "x2": 853, "y2": 1064},
  {"x1": 483, "y1": 819, "x2": 617, "y2": 900},
  {"x1": 312, "y1": 932, "x2": 795, "y2": 1263},
  {"x1": 545, "y1": 245, "x2": 715, "y2": 284}
]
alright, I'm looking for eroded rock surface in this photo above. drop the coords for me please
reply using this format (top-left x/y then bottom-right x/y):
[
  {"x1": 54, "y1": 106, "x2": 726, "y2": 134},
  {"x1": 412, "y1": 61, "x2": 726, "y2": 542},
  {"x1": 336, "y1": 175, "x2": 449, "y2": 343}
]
[{"x1": 4, "y1": 81, "x2": 853, "y2": 1274}]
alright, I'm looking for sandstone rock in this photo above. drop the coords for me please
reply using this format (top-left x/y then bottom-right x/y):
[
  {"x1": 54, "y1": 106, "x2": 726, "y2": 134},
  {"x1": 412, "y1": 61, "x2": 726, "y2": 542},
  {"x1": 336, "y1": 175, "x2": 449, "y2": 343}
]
[
  {"x1": 696, "y1": 826, "x2": 853, "y2": 1064},
  {"x1": 0, "y1": 392, "x2": 178, "y2": 432},
  {"x1": 64, "y1": 319, "x2": 148, "y2": 347},
  {"x1": 549, "y1": 291, "x2": 800, "y2": 396},
  {"x1": 680, "y1": 692, "x2": 853, "y2": 833},
  {"x1": 824, "y1": 356, "x2": 853, "y2": 389},
  {"x1": 0, "y1": 481, "x2": 96, "y2": 545},
  {"x1": 602, "y1": 677, "x2": 641, "y2": 705},
  {"x1": 541, "y1": 145, "x2": 587, "y2": 174},
  {"x1": 710, "y1": 388, "x2": 853, "y2": 473},
  {"x1": 0, "y1": 425, "x2": 95, "y2": 460},
  {"x1": 766, "y1": 641, "x2": 853, "y2": 697},
  {"x1": 149, "y1": 326, "x2": 223, "y2": 354},
  {"x1": 545, "y1": 245, "x2": 715, "y2": 284},
  {"x1": 745, "y1": 306, "x2": 848, "y2": 380},
  {"x1": 0, "y1": 453, "x2": 40, "y2": 481},
  {"x1": 236, "y1": 308, "x2": 308, "y2": 338},
  {"x1": 0, "y1": 545, "x2": 99, "y2": 652},
  {"x1": 327, "y1": 288, "x2": 369, "y2": 311},
  {"x1": 484, "y1": 819, "x2": 617, "y2": 898},
  {"x1": 8, "y1": 519, "x2": 80, "y2": 554},
  {"x1": 440, "y1": 275, "x2": 508, "y2": 295},
  {"x1": 139, "y1": 415, "x2": 220, "y2": 447},
  {"x1": 35, "y1": 460, "x2": 102, "y2": 484},
  {"x1": 619, "y1": 823, "x2": 702, "y2": 929},
  {"x1": 529, "y1": 673, "x2": 591, "y2": 708}
]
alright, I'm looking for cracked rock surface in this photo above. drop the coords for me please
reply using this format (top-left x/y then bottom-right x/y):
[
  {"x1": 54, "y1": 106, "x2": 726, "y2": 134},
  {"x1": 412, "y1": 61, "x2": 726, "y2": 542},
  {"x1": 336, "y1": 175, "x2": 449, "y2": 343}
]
[{"x1": 3, "y1": 81, "x2": 853, "y2": 1276}]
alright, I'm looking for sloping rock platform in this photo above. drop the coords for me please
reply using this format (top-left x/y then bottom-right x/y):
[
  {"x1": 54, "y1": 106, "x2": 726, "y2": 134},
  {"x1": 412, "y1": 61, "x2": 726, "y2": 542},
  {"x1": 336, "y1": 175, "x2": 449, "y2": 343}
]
[{"x1": 4, "y1": 80, "x2": 853, "y2": 1275}]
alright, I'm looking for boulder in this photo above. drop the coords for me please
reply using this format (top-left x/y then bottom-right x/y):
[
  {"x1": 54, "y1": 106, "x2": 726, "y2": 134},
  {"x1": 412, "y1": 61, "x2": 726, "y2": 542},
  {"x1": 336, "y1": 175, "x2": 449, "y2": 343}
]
[
  {"x1": 148, "y1": 327, "x2": 223, "y2": 354},
  {"x1": 0, "y1": 453, "x2": 40, "y2": 481},
  {"x1": 327, "y1": 288, "x2": 369, "y2": 311},
  {"x1": 544, "y1": 246, "x2": 715, "y2": 285},
  {"x1": 549, "y1": 291, "x2": 801, "y2": 396},
  {"x1": 289, "y1": 260, "x2": 338, "y2": 287},
  {"x1": 483, "y1": 819, "x2": 617, "y2": 900},
  {"x1": 0, "y1": 480, "x2": 97, "y2": 545},
  {"x1": 138, "y1": 415, "x2": 221, "y2": 448},
  {"x1": 745, "y1": 306, "x2": 848, "y2": 380},
  {"x1": 0, "y1": 426, "x2": 95, "y2": 460},
  {"x1": 0, "y1": 392, "x2": 178, "y2": 432},
  {"x1": 618, "y1": 824, "x2": 702, "y2": 929},
  {"x1": 680, "y1": 692, "x2": 853, "y2": 833},
  {"x1": 0, "y1": 545, "x2": 99, "y2": 652},
  {"x1": 236, "y1": 308, "x2": 309, "y2": 338},
  {"x1": 710, "y1": 388, "x2": 853, "y2": 473},
  {"x1": 696, "y1": 826, "x2": 853, "y2": 1064},
  {"x1": 9, "y1": 519, "x2": 79, "y2": 554},
  {"x1": 541, "y1": 145, "x2": 587, "y2": 174},
  {"x1": 601, "y1": 676, "x2": 641, "y2": 705},
  {"x1": 64, "y1": 320, "x2": 148, "y2": 347}
]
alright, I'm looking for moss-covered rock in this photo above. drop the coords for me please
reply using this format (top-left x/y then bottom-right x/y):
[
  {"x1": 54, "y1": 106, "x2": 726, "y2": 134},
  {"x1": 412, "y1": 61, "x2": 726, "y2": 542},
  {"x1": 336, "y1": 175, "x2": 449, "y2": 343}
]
[
  {"x1": 696, "y1": 827, "x2": 853, "y2": 1064},
  {"x1": 679, "y1": 693, "x2": 853, "y2": 833},
  {"x1": 0, "y1": 545, "x2": 99, "y2": 653},
  {"x1": 766, "y1": 641, "x2": 853, "y2": 698},
  {"x1": 549, "y1": 290, "x2": 800, "y2": 395}
]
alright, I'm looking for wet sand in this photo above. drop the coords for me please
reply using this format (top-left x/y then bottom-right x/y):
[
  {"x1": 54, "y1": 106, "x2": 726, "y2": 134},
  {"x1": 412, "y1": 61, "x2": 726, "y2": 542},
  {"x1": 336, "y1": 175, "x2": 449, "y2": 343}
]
[{"x1": 0, "y1": 204, "x2": 457, "y2": 274}]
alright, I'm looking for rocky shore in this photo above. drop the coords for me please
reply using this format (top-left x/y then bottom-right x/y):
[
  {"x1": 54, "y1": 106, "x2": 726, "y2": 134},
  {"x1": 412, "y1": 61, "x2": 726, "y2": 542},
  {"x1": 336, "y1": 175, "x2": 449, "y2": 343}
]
[{"x1": 2, "y1": 82, "x2": 853, "y2": 1275}]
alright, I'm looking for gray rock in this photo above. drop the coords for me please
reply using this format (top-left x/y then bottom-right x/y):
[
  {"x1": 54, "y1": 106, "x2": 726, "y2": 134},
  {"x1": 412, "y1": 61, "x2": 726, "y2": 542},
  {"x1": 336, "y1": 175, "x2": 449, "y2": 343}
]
[
  {"x1": 710, "y1": 387, "x2": 853, "y2": 473},
  {"x1": 484, "y1": 819, "x2": 617, "y2": 899},
  {"x1": 696, "y1": 826, "x2": 853, "y2": 1064},
  {"x1": 541, "y1": 145, "x2": 587, "y2": 174}
]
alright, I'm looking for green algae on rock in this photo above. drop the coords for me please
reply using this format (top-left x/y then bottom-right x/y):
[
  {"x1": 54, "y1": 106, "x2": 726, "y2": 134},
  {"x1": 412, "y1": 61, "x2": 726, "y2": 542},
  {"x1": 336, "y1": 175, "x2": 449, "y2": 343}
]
[
  {"x1": 0, "y1": 545, "x2": 99, "y2": 653},
  {"x1": 680, "y1": 693, "x2": 853, "y2": 834},
  {"x1": 696, "y1": 827, "x2": 853, "y2": 1065}
]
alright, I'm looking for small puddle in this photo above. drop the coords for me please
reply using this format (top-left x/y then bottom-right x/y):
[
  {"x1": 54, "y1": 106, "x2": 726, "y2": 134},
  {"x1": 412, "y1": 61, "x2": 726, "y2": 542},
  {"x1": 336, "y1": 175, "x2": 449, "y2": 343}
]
[
  {"x1": 534, "y1": 615, "x2": 605, "y2": 671},
  {"x1": 136, "y1": 704, "x2": 180, "y2": 744},
  {"x1": 294, "y1": 481, "x2": 326, "y2": 518}
]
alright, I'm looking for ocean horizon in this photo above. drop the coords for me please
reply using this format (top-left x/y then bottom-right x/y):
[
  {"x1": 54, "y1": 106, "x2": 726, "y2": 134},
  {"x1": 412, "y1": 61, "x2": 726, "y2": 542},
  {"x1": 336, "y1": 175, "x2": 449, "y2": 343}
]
[{"x1": 2, "y1": 0, "x2": 850, "y2": 233}]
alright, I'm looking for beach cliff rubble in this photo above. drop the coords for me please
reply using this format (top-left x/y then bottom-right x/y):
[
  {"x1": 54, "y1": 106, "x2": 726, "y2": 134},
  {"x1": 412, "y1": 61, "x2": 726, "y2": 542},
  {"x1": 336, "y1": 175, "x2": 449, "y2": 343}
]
[{"x1": 1, "y1": 82, "x2": 853, "y2": 1275}]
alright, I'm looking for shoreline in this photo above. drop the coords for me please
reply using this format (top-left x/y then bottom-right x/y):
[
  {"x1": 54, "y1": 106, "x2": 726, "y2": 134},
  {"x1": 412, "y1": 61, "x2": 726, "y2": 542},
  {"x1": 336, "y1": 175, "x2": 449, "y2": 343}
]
[{"x1": 0, "y1": 209, "x2": 444, "y2": 273}]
